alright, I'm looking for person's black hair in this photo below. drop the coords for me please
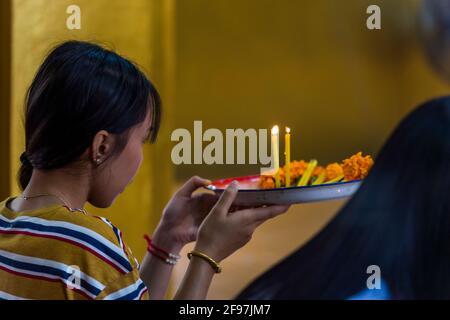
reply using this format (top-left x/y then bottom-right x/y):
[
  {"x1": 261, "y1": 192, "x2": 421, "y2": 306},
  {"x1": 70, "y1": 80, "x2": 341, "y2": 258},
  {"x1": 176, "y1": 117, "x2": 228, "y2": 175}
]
[
  {"x1": 18, "y1": 40, "x2": 161, "y2": 190},
  {"x1": 237, "y1": 96, "x2": 450, "y2": 299}
]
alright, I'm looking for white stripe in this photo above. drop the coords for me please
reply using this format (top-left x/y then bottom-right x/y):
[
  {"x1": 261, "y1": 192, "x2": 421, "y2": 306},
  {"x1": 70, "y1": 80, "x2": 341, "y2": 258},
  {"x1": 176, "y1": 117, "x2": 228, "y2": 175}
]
[
  {"x1": 103, "y1": 278, "x2": 146, "y2": 300},
  {"x1": 0, "y1": 215, "x2": 130, "y2": 272},
  {"x1": 136, "y1": 286, "x2": 147, "y2": 300},
  {"x1": 98, "y1": 217, "x2": 124, "y2": 249},
  {"x1": 0, "y1": 224, "x2": 129, "y2": 273},
  {"x1": 135, "y1": 257, "x2": 140, "y2": 270},
  {"x1": 98, "y1": 216, "x2": 121, "y2": 240},
  {"x1": 0, "y1": 259, "x2": 96, "y2": 299},
  {"x1": 0, "y1": 214, "x2": 125, "y2": 258},
  {"x1": 0, "y1": 290, "x2": 29, "y2": 300},
  {"x1": 0, "y1": 249, "x2": 105, "y2": 297}
]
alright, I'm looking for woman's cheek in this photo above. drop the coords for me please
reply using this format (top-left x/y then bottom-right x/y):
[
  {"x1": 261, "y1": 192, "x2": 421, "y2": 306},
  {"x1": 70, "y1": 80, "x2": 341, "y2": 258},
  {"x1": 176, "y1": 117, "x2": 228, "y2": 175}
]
[{"x1": 129, "y1": 142, "x2": 144, "y2": 179}]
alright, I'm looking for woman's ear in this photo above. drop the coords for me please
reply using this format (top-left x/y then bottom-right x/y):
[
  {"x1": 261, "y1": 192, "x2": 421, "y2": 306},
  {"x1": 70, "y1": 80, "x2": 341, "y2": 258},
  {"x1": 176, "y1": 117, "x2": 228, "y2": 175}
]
[{"x1": 91, "y1": 130, "x2": 112, "y2": 165}]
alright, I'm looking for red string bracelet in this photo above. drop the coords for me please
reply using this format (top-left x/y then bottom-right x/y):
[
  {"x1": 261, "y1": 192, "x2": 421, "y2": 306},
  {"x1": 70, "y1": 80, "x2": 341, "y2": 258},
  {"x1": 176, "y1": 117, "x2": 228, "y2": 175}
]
[
  {"x1": 148, "y1": 246, "x2": 177, "y2": 265},
  {"x1": 143, "y1": 234, "x2": 181, "y2": 265}
]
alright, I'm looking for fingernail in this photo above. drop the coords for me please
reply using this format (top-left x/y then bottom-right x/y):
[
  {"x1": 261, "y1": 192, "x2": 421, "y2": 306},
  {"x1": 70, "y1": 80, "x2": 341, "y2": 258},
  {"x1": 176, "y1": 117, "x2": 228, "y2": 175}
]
[{"x1": 230, "y1": 180, "x2": 238, "y2": 188}]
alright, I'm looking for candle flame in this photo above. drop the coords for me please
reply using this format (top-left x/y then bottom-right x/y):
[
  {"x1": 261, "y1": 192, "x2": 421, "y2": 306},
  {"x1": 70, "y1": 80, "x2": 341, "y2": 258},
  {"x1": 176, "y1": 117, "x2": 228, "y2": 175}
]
[
  {"x1": 271, "y1": 125, "x2": 279, "y2": 135},
  {"x1": 286, "y1": 127, "x2": 290, "y2": 133}
]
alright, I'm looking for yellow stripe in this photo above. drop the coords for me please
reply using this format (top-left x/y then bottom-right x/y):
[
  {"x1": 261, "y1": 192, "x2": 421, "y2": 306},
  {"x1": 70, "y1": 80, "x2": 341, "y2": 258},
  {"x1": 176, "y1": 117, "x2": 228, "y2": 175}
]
[
  {"x1": 0, "y1": 268, "x2": 89, "y2": 300},
  {"x1": 0, "y1": 203, "x2": 122, "y2": 249},
  {"x1": 0, "y1": 232, "x2": 124, "y2": 285}
]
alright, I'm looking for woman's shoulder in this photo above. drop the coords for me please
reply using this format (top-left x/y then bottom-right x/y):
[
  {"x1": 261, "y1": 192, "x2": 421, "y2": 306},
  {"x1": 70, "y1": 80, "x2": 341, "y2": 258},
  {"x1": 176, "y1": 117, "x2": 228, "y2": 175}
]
[
  {"x1": 48, "y1": 207, "x2": 139, "y2": 270},
  {"x1": 49, "y1": 207, "x2": 125, "y2": 249},
  {"x1": 1, "y1": 199, "x2": 116, "y2": 246},
  {"x1": 0, "y1": 198, "x2": 146, "y2": 299},
  {"x1": 48, "y1": 209, "x2": 146, "y2": 299},
  {"x1": 0, "y1": 198, "x2": 138, "y2": 273}
]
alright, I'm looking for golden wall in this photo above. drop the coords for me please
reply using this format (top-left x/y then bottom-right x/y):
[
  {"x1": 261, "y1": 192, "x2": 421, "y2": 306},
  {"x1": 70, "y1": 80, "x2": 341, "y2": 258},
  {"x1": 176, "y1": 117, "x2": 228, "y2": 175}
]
[{"x1": 0, "y1": 0, "x2": 11, "y2": 198}]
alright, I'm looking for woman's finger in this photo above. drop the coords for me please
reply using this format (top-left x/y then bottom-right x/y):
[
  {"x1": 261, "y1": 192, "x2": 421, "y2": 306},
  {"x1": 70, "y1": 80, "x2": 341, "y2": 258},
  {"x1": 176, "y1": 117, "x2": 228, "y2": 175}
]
[
  {"x1": 212, "y1": 181, "x2": 239, "y2": 214},
  {"x1": 195, "y1": 192, "x2": 220, "y2": 206},
  {"x1": 175, "y1": 175, "x2": 212, "y2": 197},
  {"x1": 194, "y1": 193, "x2": 220, "y2": 219},
  {"x1": 242, "y1": 205, "x2": 290, "y2": 226}
]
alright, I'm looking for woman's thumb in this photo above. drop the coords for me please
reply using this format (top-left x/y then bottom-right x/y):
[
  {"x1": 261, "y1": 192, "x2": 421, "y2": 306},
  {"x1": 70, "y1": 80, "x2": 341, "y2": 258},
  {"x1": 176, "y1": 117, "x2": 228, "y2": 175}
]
[{"x1": 212, "y1": 181, "x2": 239, "y2": 214}]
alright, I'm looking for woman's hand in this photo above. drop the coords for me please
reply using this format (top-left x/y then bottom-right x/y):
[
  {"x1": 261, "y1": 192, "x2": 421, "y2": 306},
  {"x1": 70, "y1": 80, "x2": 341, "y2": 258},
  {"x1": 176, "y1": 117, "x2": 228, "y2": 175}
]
[
  {"x1": 154, "y1": 176, "x2": 219, "y2": 247},
  {"x1": 195, "y1": 181, "x2": 290, "y2": 262}
]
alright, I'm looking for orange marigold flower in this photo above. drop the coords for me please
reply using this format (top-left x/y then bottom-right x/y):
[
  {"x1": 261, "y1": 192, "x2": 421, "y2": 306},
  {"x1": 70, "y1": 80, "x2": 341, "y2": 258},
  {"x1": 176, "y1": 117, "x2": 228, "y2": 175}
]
[
  {"x1": 259, "y1": 168, "x2": 285, "y2": 189},
  {"x1": 325, "y1": 163, "x2": 343, "y2": 180},
  {"x1": 341, "y1": 152, "x2": 374, "y2": 181},
  {"x1": 288, "y1": 160, "x2": 308, "y2": 180},
  {"x1": 259, "y1": 175, "x2": 275, "y2": 189},
  {"x1": 313, "y1": 166, "x2": 325, "y2": 177}
]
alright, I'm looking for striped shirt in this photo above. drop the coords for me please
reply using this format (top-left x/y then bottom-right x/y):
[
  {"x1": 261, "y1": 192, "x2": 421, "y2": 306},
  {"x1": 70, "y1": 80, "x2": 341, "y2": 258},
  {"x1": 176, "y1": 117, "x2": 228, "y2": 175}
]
[{"x1": 0, "y1": 196, "x2": 149, "y2": 300}]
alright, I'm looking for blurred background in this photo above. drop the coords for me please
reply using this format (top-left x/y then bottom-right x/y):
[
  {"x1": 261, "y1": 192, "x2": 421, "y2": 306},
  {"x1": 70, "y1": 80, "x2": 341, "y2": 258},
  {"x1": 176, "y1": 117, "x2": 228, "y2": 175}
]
[{"x1": 1, "y1": 0, "x2": 449, "y2": 298}]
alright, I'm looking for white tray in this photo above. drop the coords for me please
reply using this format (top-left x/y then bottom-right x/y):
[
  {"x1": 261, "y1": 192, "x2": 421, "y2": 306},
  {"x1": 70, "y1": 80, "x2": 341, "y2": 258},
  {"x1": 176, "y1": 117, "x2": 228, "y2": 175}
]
[{"x1": 205, "y1": 175, "x2": 362, "y2": 206}]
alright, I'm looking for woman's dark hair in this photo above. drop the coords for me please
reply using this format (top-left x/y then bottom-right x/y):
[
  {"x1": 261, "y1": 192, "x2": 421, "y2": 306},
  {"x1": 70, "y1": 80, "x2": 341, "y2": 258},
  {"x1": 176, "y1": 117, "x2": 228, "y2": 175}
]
[
  {"x1": 18, "y1": 40, "x2": 161, "y2": 190},
  {"x1": 237, "y1": 96, "x2": 450, "y2": 299}
]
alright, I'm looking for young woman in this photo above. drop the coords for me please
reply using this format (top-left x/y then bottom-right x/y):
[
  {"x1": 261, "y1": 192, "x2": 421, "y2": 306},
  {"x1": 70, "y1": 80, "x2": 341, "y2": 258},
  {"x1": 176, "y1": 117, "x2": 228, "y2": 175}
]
[
  {"x1": 0, "y1": 41, "x2": 289, "y2": 300},
  {"x1": 236, "y1": 96, "x2": 450, "y2": 300}
]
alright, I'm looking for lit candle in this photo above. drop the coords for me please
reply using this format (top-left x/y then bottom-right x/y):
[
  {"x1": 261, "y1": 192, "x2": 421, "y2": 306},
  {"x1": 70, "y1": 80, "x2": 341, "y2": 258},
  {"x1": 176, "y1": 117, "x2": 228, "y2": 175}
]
[
  {"x1": 285, "y1": 127, "x2": 291, "y2": 187},
  {"x1": 271, "y1": 125, "x2": 280, "y2": 188}
]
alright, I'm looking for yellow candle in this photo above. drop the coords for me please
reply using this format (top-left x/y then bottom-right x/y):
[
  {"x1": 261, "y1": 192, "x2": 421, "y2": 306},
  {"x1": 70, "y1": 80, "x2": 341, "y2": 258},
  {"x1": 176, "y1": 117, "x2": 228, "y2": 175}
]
[
  {"x1": 285, "y1": 127, "x2": 291, "y2": 187},
  {"x1": 271, "y1": 125, "x2": 280, "y2": 188}
]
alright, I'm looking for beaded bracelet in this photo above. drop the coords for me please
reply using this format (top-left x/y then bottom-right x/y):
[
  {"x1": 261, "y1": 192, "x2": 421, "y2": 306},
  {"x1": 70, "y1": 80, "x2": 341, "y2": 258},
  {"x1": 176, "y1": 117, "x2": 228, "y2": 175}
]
[{"x1": 143, "y1": 234, "x2": 181, "y2": 265}]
